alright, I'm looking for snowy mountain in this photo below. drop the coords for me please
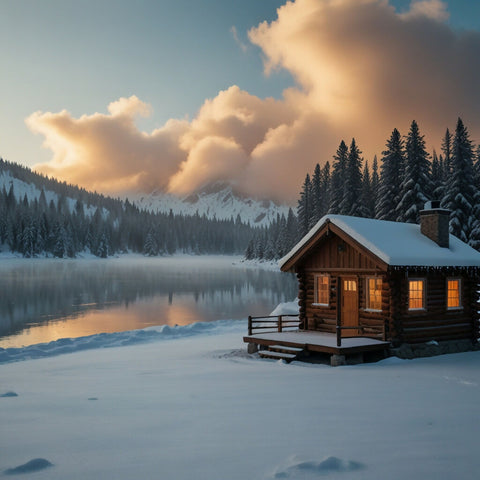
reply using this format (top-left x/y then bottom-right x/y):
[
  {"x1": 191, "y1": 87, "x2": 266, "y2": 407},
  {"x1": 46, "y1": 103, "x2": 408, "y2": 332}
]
[
  {"x1": 0, "y1": 168, "x2": 99, "y2": 217},
  {"x1": 0, "y1": 161, "x2": 291, "y2": 227},
  {"x1": 128, "y1": 183, "x2": 291, "y2": 226}
]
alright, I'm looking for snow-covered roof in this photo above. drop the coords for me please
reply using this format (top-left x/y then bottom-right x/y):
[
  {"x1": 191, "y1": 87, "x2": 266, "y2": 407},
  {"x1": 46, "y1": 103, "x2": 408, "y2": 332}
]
[{"x1": 279, "y1": 214, "x2": 480, "y2": 270}]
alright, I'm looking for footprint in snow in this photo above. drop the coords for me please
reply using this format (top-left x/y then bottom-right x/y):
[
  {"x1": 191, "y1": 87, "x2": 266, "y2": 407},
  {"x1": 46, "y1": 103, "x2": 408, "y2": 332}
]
[
  {"x1": 272, "y1": 455, "x2": 365, "y2": 478},
  {"x1": 4, "y1": 458, "x2": 53, "y2": 475}
]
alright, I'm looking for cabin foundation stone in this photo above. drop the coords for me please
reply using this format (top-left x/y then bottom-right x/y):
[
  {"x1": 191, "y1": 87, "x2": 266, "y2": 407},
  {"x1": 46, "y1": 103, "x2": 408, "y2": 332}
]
[
  {"x1": 390, "y1": 339, "x2": 479, "y2": 359},
  {"x1": 330, "y1": 354, "x2": 346, "y2": 366},
  {"x1": 247, "y1": 343, "x2": 259, "y2": 354}
]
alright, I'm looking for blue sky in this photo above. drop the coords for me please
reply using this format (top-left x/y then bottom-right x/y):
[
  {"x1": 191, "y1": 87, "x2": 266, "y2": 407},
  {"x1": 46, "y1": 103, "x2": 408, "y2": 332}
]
[
  {"x1": 1, "y1": 0, "x2": 480, "y2": 202},
  {"x1": 0, "y1": 0, "x2": 290, "y2": 165}
]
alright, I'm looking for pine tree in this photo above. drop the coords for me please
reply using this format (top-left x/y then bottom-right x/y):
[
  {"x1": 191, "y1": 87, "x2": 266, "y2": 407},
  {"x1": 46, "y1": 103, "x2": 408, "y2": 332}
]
[
  {"x1": 376, "y1": 128, "x2": 404, "y2": 221},
  {"x1": 396, "y1": 120, "x2": 432, "y2": 223},
  {"x1": 320, "y1": 161, "x2": 331, "y2": 218},
  {"x1": 341, "y1": 138, "x2": 365, "y2": 217},
  {"x1": 244, "y1": 238, "x2": 255, "y2": 260},
  {"x1": 21, "y1": 218, "x2": 36, "y2": 258},
  {"x1": 441, "y1": 128, "x2": 452, "y2": 176},
  {"x1": 371, "y1": 155, "x2": 379, "y2": 217},
  {"x1": 442, "y1": 118, "x2": 478, "y2": 244},
  {"x1": 144, "y1": 226, "x2": 159, "y2": 256},
  {"x1": 311, "y1": 163, "x2": 323, "y2": 225},
  {"x1": 97, "y1": 232, "x2": 109, "y2": 258},
  {"x1": 285, "y1": 207, "x2": 299, "y2": 250},
  {"x1": 329, "y1": 140, "x2": 348, "y2": 214},
  {"x1": 473, "y1": 145, "x2": 480, "y2": 188},
  {"x1": 361, "y1": 162, "x2": 375, "y2": 218},
  {"x1": 431, "y1": 149, "x2": 444, "y2": 201},
  {"x1": 297, "y1": 173, "x2": 313, "y2": 238}
]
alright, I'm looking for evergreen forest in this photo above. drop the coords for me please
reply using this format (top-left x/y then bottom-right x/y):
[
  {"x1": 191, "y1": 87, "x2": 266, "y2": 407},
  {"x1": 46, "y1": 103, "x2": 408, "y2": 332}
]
[
  {"x1": 0, "y1": 159, "x2": 256, "y2": 258},
  {"x1": 247, "y1": 118, "x2": 480, "y2": 260}
]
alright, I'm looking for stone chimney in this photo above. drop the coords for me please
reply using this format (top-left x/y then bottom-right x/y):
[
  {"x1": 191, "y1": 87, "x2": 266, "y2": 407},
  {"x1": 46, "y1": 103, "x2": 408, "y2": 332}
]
[{"x1": 419, "y1": 201, "x2": 450, "y2": 248}]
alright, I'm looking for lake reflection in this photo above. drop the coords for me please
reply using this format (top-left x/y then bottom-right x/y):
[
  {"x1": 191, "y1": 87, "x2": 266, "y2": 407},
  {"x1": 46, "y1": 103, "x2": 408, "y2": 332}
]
[{"x1": 0, "y1": 256, "x2": 297, "y2": 348}]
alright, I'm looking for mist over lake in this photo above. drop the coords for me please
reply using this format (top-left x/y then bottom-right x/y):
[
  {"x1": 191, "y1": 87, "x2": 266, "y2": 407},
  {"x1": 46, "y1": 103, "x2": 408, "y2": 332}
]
[{"x1": 0, "y1": 255, "x2": 297, "y2": 348}]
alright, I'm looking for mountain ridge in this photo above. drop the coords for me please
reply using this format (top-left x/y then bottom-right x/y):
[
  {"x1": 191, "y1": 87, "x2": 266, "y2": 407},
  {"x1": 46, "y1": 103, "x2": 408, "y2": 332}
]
[{"x1": 0, "y1": 159, "x2": 291, "y2": 226}]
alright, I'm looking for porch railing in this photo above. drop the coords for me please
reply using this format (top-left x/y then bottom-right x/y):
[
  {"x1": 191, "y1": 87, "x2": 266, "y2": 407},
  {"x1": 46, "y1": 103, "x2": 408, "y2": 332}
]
[
  {"x1": 247, "y1": 314, "x2": 300, "y2": 336},
  {"x1": 336, "y1": 324, "x2": 386, "y2": 347}
]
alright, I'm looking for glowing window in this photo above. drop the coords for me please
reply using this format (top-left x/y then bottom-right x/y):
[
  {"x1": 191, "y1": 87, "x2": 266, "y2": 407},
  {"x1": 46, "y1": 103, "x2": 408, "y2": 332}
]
[
  {"x1": 315, "y1": 275, "x2": 329, "y2": 306},
  {"x1": 447, "y1": 279, "x2": 461, "y2": 309},
  {"x1": 343, "y1": 280, "x2": 357, "y2": 291},
  {"x1": 409, "y1": 279, "x2": 425, "y2": 310},
  {"x1": 367, "y1": 277, "x2": 382, "y2": 311}
]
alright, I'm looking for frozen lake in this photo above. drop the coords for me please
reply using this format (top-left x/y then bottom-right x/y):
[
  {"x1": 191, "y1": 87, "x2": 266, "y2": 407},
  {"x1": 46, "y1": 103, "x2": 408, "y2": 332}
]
[{"x1": 0, "y1": 255, "x2": 297, "y2": 348}]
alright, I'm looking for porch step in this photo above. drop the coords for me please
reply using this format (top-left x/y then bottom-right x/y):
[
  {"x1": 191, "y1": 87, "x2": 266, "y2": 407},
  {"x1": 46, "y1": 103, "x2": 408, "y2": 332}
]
[
  {"x1": 258, "y1": 344, "x2": 305, "y2": 363},
  {"x1": 258, "y1": 350, "x2": 297, "y2": 361}
]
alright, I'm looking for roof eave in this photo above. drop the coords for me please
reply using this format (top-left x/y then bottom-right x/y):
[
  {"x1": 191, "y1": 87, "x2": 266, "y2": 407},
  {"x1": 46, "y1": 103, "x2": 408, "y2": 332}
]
[{"x1": 279, "y1": 218, "x2": 390, "y2": 272}]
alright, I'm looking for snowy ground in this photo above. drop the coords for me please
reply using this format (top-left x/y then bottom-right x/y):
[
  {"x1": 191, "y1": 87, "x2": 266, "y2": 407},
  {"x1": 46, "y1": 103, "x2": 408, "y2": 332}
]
[{"x1": 2, "y1": 316, "x2": 480, "y2": 479}]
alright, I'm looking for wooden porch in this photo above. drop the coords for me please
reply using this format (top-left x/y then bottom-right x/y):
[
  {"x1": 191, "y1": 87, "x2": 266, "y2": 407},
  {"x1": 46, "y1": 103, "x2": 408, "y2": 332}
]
[{"x1": 244, "y1": 314, "x2": 390, "y2": 365}]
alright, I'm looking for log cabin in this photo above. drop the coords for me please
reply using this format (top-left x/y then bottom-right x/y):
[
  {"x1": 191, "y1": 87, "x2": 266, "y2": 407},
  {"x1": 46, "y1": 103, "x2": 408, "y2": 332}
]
[{"x1": 278, "y1": 203, "x2": 480, "y2": 356}]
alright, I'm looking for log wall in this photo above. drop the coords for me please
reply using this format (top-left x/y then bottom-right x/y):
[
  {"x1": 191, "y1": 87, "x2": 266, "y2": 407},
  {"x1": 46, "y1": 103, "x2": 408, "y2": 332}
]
[
  {"x1": 303, "y1": 271, "x2": 389, "y2": 339},
  {"x1": 387, "y1": 269, "x2": 478, "y2": 344}
]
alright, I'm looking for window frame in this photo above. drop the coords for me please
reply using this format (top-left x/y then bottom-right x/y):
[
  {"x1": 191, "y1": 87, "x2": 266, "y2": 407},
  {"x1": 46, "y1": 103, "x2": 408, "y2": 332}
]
[
  {"x1": 365, "y1": 276, "x2": 382, "y2": 312},
  {"x1": 446, "y1": 277, "x2": 462, "y2": 310},
  {"x1": 313, "y1": 274, "x2": 330, "y2": 307},
  {"x1": 408, "y1": 278, "x2": 426, "y2": 311}
]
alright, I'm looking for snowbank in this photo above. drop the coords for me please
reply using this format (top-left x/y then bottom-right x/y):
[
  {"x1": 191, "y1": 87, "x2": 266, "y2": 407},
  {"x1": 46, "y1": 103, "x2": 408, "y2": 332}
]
[
  {"x1": 0, "y1": 300, "x2": 299, "y2": 364},
  {"x1": 269, "y1": 299, "x2": 299, "y2": 316},
  {"x1": 0, "y1": 319, "x2": 246, "y2": 364}
]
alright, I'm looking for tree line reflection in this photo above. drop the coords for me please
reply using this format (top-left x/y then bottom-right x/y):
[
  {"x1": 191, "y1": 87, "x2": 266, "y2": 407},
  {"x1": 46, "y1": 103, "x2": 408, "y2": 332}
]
[{"x1": 0, "y1": 259, "x2": 297, "y2": 340}]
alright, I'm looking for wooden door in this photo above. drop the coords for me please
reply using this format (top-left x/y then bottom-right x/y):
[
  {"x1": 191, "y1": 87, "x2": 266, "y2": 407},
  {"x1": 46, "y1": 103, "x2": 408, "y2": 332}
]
[{"x1": 341, "y1": 277, "x2": 359, "y2": 336}]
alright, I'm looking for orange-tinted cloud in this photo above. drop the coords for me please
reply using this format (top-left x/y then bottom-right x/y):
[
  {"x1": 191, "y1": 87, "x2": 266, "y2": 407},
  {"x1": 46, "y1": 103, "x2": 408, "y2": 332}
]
[
  {"x1": 27, "y1": 96, "x2": 189, "y2": 194},
  {"x1": 27, "y1": 0, "x2": 480, "y2": 204}
]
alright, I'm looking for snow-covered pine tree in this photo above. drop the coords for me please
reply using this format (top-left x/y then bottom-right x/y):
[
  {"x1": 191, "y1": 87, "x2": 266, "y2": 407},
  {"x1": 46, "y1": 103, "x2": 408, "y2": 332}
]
[
  {"x1": 441, "y1": 128, "x2": 452, "y2": 177},
  {"x1": 311, "y1": 163, "x2": 323, "y2": 225},
  {"x1": 442, "y1": 118, "x2": 478, "y2": 244},
  {"x1": 396, "y1": 120, "x2": 432, "y2": 223},
  {"x1": 376, "y1": 128, "x2": 404, "y2": 221},
  {"x1": 285, "y1": 207, "x2": 299, "y2": 250},
  {"x1": 274, "y1": 214, "x2": 288, "y2": 259},
  {"x1": 21, "y1": 218, "x2": 36, "y2": 258},
  {"x1": 320, "y1": 161, "x2": 331, "y2": 218},
  {"x1": 371, "y1": 155, "x2": 379, "y2": 217},
  {"x1": 144, "y1": 227, "x2": 159, "y2": 256},
  {"x1": 329, "y1": 140, "x2": 348, "y2": 214},
  {"x1": 244, "y1": 238, "x2": 255, "y2": 260},
  {"x1": 297, "y1": 173, "x2": 313, "y2": 238},
  {"x1": 473, "y1": 144, "x2": 480, "y2": 188},
  {"x1": 97, "y1": 232, "x2": 109, "y2": 258},
  {"x1": 361, "y1": 162, "x2": 375, "y2": 218},
  {"x1": 431, "y1": 150, "x2": 441, "y2": 192},
  {"x1": 341, "y1": 138, "x2": 365, "y2": 217}
]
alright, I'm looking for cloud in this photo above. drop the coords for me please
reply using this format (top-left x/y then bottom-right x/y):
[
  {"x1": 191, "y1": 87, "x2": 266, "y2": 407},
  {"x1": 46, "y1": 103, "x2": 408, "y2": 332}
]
[
  {"x1": 401, "y1": 0, "x2": 449, "y2": 21},
  {"x1": 28, "y1": 0, "x2": 480, "y2": 204},
  {"x1": 230, "y1": 26, "x2": 248, "y2": 53},
  {"x1": 27, "y1": 96, "x2": 189, "y2": 194}
]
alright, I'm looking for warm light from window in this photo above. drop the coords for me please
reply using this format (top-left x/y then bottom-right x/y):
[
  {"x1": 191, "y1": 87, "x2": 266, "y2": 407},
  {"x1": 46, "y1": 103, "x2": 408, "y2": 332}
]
[
  {"x1": 343, "y1": 279, "x2": 357, "y2": 291},
  {"x1": 447, "y1": 279, "x2": 461, "y2": 309},
  {"x1": 368, "y1": 277, "x2": 382, "y2": 311},
  {"x1": 315, "y1": 275, "x2": 329, "y2": 305},
  {"x1": 409, "y1": 279, "x2": 424, "y2": 310}
]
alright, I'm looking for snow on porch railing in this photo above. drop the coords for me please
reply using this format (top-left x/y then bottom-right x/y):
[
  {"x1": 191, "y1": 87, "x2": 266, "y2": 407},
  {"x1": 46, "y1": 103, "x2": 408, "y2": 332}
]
[{"x1": 247, "y1": 314, "x2": 301, "y2": 336}]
